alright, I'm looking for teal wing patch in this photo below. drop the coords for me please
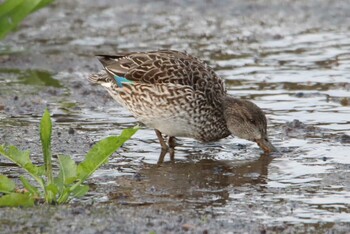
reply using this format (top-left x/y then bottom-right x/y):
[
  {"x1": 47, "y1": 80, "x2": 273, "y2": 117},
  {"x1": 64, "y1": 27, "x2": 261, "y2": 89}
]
[{"x1": 114, "y1": 76, "x2": 133, "y2": 87}]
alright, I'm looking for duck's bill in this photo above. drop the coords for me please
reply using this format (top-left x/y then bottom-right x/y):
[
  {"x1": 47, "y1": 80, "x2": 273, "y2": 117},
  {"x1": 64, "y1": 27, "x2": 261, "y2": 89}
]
[{"x1": 255, "y1": 138, "x2": 277, "y2": 153}]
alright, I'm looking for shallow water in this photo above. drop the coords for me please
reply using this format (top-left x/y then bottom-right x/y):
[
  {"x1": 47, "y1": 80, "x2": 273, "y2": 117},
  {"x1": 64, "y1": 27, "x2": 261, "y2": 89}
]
[{"x1": 0, "y1": 0, "x2": 350, "y2": 232}]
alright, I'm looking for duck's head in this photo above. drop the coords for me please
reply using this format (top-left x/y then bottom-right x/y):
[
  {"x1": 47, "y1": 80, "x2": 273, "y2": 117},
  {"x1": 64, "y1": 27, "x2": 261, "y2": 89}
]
[{"x1": 223, "y1": 96, "x2": 277, "y2": 153}]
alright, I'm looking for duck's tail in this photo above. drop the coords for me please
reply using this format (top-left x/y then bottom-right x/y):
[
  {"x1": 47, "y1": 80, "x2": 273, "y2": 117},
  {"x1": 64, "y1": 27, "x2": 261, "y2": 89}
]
[{"x1": 88, "y1": 70, "x2": 111, "y2": 84}]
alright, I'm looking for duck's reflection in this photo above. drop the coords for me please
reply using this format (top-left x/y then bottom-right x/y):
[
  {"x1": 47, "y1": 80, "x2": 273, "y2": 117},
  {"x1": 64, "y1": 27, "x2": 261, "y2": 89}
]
[{"x1": 109, "y1": 154, "x2": 273, "y2": 208}]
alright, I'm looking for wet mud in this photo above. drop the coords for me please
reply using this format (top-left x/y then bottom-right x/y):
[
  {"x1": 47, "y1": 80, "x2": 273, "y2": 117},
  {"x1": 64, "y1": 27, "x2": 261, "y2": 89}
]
[{"x1": 1, "y1": 0, "x2": 350, "y2": 233}]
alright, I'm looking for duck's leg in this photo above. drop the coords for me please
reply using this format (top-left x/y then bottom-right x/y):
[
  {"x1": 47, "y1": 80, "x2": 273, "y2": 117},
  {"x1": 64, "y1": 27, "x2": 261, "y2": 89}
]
[
  {"x1": 168, "y1": 137, "x2": 176, "y2": 161},
  {"x1": 155, "y1": 129, "x2": 168, "y2": 164}
]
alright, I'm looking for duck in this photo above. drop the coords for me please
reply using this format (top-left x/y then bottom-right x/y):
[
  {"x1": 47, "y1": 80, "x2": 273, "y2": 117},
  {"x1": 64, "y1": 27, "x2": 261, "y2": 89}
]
[{"x1": 88, "y1": 50, "x2": 276, "y2": 163}]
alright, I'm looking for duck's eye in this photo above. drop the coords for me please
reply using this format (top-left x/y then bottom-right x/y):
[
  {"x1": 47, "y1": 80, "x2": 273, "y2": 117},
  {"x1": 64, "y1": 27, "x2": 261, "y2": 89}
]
[{"x1": 249, "y1": 119, "x2": 256, "y2": 125}]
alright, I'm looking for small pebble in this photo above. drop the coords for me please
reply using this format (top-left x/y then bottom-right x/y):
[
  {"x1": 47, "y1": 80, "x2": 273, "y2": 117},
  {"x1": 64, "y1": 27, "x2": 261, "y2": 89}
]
[
  {"x1": 295, "y1": 92, "x2": 304, "y2": 98},
  {"x1": 340, "y1": 134, "x2": 350, "y2": 144},
  {"x1": 340, "y1": 98, "x2": 349, "y2": 106},
  {"x1": 133, "y1": 173, "x2": 142, "y2": 181},
  {"x1": 68, "y1": 127, "x2": 75, "y2": 134},
  {"x1": 182, "y1": 223, "x2": 194, "y2": 231},
  {"x1": 288, "y1": 119, "x2": 303, "y2": 128}
]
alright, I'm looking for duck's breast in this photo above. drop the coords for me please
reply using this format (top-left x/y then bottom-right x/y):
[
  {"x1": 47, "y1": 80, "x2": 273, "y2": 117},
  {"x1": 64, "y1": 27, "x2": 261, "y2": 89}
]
[{"x1": 105, "y1": 82, "x2": 228, "y2": 140}]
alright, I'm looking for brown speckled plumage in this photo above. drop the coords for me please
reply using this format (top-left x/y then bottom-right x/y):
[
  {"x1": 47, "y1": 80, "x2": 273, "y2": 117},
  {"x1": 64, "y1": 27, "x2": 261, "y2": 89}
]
[{"x1": 89, "y1": 50, "x2": 276, "y2": 162}]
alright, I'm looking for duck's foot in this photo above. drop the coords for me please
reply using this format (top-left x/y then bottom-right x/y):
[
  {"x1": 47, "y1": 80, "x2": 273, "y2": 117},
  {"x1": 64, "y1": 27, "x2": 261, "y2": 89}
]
[
  {"x1": 168, "y1": 136, "x2": 176, "y2": 161},
  {"x1": 155, "y1": 129, "x2": 168, "y2": 164},
  {"x1": 157, "y1": 149, "x2": 168, "y2": 164},
  {"x1": 155, "y1": 130, "x2": 175, "y2": 164}
]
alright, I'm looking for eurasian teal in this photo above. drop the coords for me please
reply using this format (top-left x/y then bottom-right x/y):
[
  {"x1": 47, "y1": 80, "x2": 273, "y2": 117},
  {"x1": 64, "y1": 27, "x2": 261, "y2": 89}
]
[{"x1": 89, "y1": 50, "x2": 276, "y2": 163}]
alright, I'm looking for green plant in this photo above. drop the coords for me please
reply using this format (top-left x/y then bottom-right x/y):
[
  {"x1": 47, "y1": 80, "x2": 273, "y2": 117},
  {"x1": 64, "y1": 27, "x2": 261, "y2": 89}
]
[
  {"x1": 0, "y1": 109, "x2": 138, "y2": 207},
  {"x1": 0, "y1": 0, "x2": 54, "y2": 40}
]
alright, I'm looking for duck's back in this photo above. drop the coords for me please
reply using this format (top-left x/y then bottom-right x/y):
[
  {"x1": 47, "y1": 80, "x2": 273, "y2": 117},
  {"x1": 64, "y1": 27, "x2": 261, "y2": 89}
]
[{"x1": 90, "y1": 50, "x2": 230, "y2": 141}]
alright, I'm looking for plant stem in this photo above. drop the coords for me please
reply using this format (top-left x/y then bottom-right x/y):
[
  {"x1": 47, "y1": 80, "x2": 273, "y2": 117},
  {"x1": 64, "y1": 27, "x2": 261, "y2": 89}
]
[{"x1": 40, "y1": 109, "x2": 53, "y2": 203}]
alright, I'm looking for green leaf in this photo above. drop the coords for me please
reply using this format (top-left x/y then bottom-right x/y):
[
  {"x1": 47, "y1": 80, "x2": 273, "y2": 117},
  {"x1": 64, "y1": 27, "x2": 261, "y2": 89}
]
[
  {"x1": 0, "y1": 175, "x2": 16, "y2": 193},
  {"x1": 70, "y1": 185, "x2": 89, "y2": 198},
  {"x1": 0, "y1": 0, "x2": 22, "y2": 16},
  {"x1": 32, "y1": 0, "x2": 53, "y2": 12},
  {"x1": 19, "y1": 176, "x2": 39, "y2": 197},
  {"x1": 0, "y1": 145, "x2": 45, "y2": 187},
  {"x1": 46, "y1": 183, "x2": 58, "y2": 203},
  {"x1": 0, "y1": 193, "x2": 34, "y2": 207},
  {"x1": 57, "y1": 155, "x2": 77, "y2": 185},
  {"x1": 77, "y1": 127, "x2": 139, "y2": 182},
  {"x1": 40, "y1": 109, "x2": 53, "y2": 184},
  {"x1": 46, "y1": 183, "x2": 58, "y2": 194},
  {"x1": 0, "y1": 0, "x2": 53, "y2": 40},
  {"x1": 57, "y1": 189, "x2": 69, "y2": 203},
  {"x1": 54, "y1": 174, "x2": 63, "y2": 195}
]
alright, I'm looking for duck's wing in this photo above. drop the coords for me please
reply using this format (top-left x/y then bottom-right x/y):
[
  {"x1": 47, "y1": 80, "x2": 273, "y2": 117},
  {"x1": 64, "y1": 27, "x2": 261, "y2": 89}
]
[{"x1": 95, "y1": 50, "x2": 226, "y2": 96}]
